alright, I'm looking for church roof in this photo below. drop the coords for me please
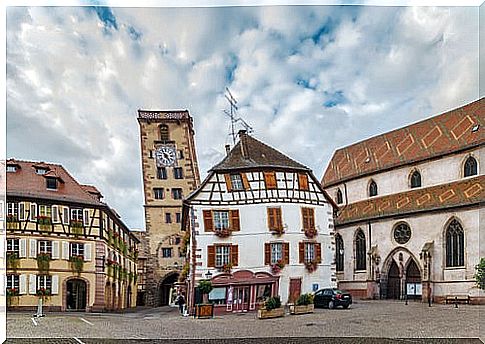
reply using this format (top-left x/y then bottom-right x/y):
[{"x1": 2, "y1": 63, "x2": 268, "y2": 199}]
[
  {"x1": 210, "y1": 131, "x2": 309, "y2": 172},
  {"x1": 322, "y1": 98, "x2": 485, "y2": 187},
  {"x1": 336, "y1": 175, "x2": 484, "y2": 226},
  {"x1": 7, "y1": 159, "x2": 104, "y2": 206}
]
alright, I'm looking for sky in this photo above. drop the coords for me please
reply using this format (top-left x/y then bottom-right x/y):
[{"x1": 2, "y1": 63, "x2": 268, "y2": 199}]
[{"x1": 6, "y1": 4, "x2": 481, "y2": 230}]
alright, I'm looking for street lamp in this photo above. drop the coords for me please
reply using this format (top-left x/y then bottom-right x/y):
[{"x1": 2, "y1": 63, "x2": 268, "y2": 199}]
[{"x1": 205, "y1": 270, "x2": 212, "y2": 279}]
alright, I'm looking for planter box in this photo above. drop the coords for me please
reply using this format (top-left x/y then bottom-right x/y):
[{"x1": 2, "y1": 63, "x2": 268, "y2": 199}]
[
  {"x1": 290, "y1": 304, "x2": 314, "y2": 315},
  {"x1": 257, "y1": 307, "x2": 285, "y2": 319}
]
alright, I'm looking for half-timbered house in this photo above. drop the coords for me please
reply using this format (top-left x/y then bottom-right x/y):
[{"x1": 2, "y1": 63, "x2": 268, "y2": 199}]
[
  {"x1": 322, "y1": 97, "x2": 485, "y2": 304},
  {"x1": 5, "y1": 159, "x2": 139, "y2": 312},
  {"x1": 183, "y1": 131, "x2": 337, "y2": 314}
]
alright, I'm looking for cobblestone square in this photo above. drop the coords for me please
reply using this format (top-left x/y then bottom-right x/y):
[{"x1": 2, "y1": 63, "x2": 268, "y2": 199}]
[{"x1": 5, "y1": 300, "x2": 485, "y2": 343}]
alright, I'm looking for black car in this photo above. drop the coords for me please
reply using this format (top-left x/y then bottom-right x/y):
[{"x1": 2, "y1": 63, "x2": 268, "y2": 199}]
[{"x1": 313, "y1": 288, "x2": 352, "y2": 309}]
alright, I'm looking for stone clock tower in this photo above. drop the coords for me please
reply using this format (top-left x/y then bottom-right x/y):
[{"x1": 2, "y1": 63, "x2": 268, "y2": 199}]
[{"x1": 137, "y1": 110, "x2": 200, "y2": 306}]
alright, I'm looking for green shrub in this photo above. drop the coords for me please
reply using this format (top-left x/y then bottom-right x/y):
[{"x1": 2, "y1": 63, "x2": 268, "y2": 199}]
[
  {"x1": 265, "y1": 296, "x2": 281, "y2": 310},
  {"x1": 198, "y1": 280, "x2": 213, "y2": 295},
  {"x1": 475, "y1": 257, "x2": 485, "y2": 290},
  {"x1": 296, "y1": 293, "x2": 314, "y2": 306}
]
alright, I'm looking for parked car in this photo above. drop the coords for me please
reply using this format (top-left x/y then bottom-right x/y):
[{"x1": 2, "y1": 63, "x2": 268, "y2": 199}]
[{"x1": 313, "y1": 288, "x2": 352, "y2": 309}]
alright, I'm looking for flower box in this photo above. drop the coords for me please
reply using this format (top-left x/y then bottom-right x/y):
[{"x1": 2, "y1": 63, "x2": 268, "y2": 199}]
[
  {"x1": 290, "y1": 304, "x2": 314, "y2": 315},
  {"x1": 304, "y1": 260, "x2": 319, "y2": 273},
  {"x1": 214, "y1": 228, "x2": 231, "y2": 238},
  {"x1": 257, "y1": 307, "x2": 285, "y2": 319},
  {"x1": 304, "y1": 228, "x2": 317, "y2": 238},
  {"x1": 69, "y1": 255, "x2": 84, "y2": 274},
  {"x1": 7, "y1": 252, "x2": 20, "y2": 270},
  {"x1": 37, "y1": 253, "x2": 51, "y2": 273},
  {"x1": 270, "y1": 228, "x2": 285, "y2": 236}
]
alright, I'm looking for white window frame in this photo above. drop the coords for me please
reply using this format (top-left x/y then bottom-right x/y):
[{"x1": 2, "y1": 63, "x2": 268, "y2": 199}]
[
  {"x1": 70, "y1": 242, "x2": 85, "y2": 257},
  {"x1": 305, "y1": 243, "x2": 315, "y2": 263},
  {"x1": 39, "y1": 205, "x2": 52, "y2": 218},
  {"x1": 271, "y1": 243, "x2": 283, "y2": 265},
  {"x1": 6, "y1": 165, "x2": 17, "y2": 173},
  {"x1": 71, "y1": 208, "x2": 83, "y2": 222},
  {"x1": 38, "y1": 240, "x2": 52, "y2": 255},
  {"x1": 215, "y1": 245, "x2": 231, "y2": 267},
  {"x1": 213, "y1": 211, "x2": 230, "y2": 230},
  {"x1": 7, "y1": 238, "x2": 20, "y2": 254},
  {"x1": 230, "y1": 174, "x2": 244, "y2": 190},
  {"x1": 7, "y1": 202, "x2": 18, "y2": 217},
  {"x1": 37, "y1": 275, "x2": 52, "y2": 291},
  {"x1": 6, "y1": 275, "x2": 20, "y2": 290}
]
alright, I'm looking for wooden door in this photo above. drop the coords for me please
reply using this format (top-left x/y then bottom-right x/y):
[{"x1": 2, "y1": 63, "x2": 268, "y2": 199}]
[
  {"x1": 387, "y1": 261, "x2": 401, "y2": 300},
  {"x1": 289, "y1": 278, "x2": 301, "y2": 303}
]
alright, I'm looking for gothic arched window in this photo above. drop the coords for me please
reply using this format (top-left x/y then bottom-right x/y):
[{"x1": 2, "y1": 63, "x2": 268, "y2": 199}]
[
  {"x1": 369, "y1": 180, "x2": 378, "y2": 197},
  {"x1": 160, "y1": 125, "x2": 170, "y2": 141},
  {"x1": 410, "y1": 171, "x2": 421, "y2": 188},
  {"x1": 335, "y1": 234, "x2": 344, "y2": 272},
  {"x1": 464, "y1": 157, "x2": 478, "y2": 177},
  {"x1": 446, "y1": 219, "x2": 464, "y2": 267},
  {"x1": 336, "y1": 189, "x2": 343, "y2": 204},
  {"x1": 355, "y1": 229, "x2": 366, "y2": 271}
]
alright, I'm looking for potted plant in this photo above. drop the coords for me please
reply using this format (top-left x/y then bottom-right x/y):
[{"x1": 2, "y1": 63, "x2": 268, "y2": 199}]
[
  {"x1": 258, "y1": 296, "x2": 284, "y2": 319},
  {"x1": 304, "y1": 227, "x2": 318, "y2": 238},
  {"x1": 270, "y1": 260, "x2": 285, "y2": 274},
  {"x1": 6, "y1": 251, "x2": 20, "y2": 271},
  {"x1": 305, "y1": 259, "x2": 319, "y2": 273},
  {"x1": 214, "y1": 227, "x2": 231, "y2": 238},
  {"x1": 290, "y1": 293, "x2": 314, "y2": 315},
  {"x1": 221, "y1": 262, "x2": 233, "y2": 273},
  {"x1": 38, "y1": 216, "x2": 52, "y2": 232},
  {"x1": 69, "y1": 255, "x2": 84, "y2": 275},
  {"x1": 71, "y1": 220, "x2": 84, "y2": 236},
  {"x1": 198, "y1": 279, "x2": 213, "y2": 304},
  {"x1": 37, "y1": 253, "x2": 51, "y2": 273},
  {"x1": 36, "y1": 287, "x2": 51, "y2": 298}
]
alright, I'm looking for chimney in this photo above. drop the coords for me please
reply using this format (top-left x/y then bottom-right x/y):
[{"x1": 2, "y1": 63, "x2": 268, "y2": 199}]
[
  {"x1": 225, "y1": 144, "x2": 231, "y2": 155},
  {"x1": 239, "y1": 130, "x2": 248, "y2": 159},
  {"x1": 238, "y1": 129, "x2": 247, "y2": 138}
]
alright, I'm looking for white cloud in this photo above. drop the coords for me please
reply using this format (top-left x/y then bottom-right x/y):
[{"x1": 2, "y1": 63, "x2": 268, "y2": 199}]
[{"x1": 6, "y1": 5, "x2": 480, "y2": 229}]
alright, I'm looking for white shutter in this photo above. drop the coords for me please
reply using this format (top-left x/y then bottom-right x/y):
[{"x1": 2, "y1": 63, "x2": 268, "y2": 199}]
[
  {"x1": 29, "y1": 239, "x2": 37, "y2": 258},
  {"x1": 62, "y1": 207, "x2": 69, "y2": 225},
  {"x1": 19, "y1": 274, "x2": 27, "y2": 295},
  {"x1": 30, "y1": 203, "x2": 37, "y2": 221},
  {"x1": 52, "y1": 205, "x2": 59, "y2": 223},
  {"x1": 52, "y1": 241, "x2": 60, "y2": 259},
  {"x1": 83, "y1": 209, "x2": 90, "y2": 226},
  {"x1": 51, "y1": 275, "x2": 59, "y2": 295},
  {"x1": 29, "y1": 274, "x2": 37, "y2": 295},
  {"x1": 18, "y1": 202, "x2": 26, "y2": 221},
  {"x1": 84, "y1": 243, "x2": 92, "y2": 262},
  {"x1": 62, "y1": 241, "x2": 70, "y2": 260},
  {"x1": 19, "y1": 239, "x2": 27, "y2": 258}
]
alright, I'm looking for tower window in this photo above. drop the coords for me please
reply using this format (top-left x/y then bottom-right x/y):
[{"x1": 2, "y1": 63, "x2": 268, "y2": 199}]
[
  {"x1": 369, "y1": 180, "x2": 378, "y2": 197},
  {"x1": 174, "y1": 167, "x2": 184, "y2": 179},
  {"x1": 410, "y1": 171, "x2": 421, "y2": 188},
  {"x1": 157, "y1": 167, "x2": 167, "y2": 180},
  {"x1": 172, "y1": 188, "x2": 183, "y2": 200},
  {"x1": 464, "y1": 157, "x2": 478, "y2": 177},
  {"x1": 336, "y1": 189, "x2": 343, "y2": 204},
  {"x1": 160, "y1": 125, "x2": 169, "y2": 141},
  {"x1": 153, "y1": 188, "x2": 164, "y2": 200}
]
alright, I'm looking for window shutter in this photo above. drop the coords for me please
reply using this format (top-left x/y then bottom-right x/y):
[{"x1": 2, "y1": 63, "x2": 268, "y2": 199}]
[
  {"x1": 52, "y1": 205, "x2": 59, "y2": 223},
  {"x1": 230, "y1": 210, "x2": 240, "y2": 231},
  {"x1": 18, "y1": 202, "x2": 26, "y2": 221},
  {"x1": 30, "y1": 203, "x2": 37, "y2": 221},
  {"x1": 29, "y1": 274, "x2": 37, "y2": 295},
  {"x1": 83, "y1": 209, "x2": 90, "y2": 226},
  {"x1": 316, "y1": 243, "x2": 322, "y2": 263},
  {"x1": 264, "y1": 243, "x2": 271, "y2": 265},
  {"x1": 308, "y1": 208, "x2": 315, "y2": 229},
  {"x1": 207, "y1": 245, "x2": 215, "y2": 267},
  {"x1": 299, "y1": 242, "x2": 304, "y2": 264},
  {"x1": 52, "y1": 241, "x2": 60, "y2": 259},
  {"x1": 224, "y1": 174, "x2": 232, "y2": 191},
  {"x1": 29, "y1": 239, "x2": 37, "y2": 258},
  {"x1": 231, "y1": 245, "x2": 238, "y2": 266},
  {"x1": 203, "y1": 210, "x2": 213, "y2": 232},
  {"x1": 19, "y1": 239, "x2": 27, "y2": 258},
  {"x1": 267, "y1": 208, "x2": 275, "y2": 231},
  {"x1": 301, "y1": 208, "x2": 308, "y2": 230},
  {"x1": 51, "y1": 275, "x2": 59, "y2": 295},
  {"x1": 84, "y1": 243, "x2": 92, "y2": 261},
  {"x1": 62, "y1": 207, "x2": 69, "y2": 225},
  {"x1": 298, "y1": 173, "x2": 309, "y2": 190},
  {"x1": 241, "y1": 173, "x2": 250, "y2": 190},
  {"x1": 62, "y1": 241, "x2": 69, "y2": 260},
  {"x1": 19, "y1": 274, "x2": 27, "y2": 295},
  {"x1": 283, "y1": 242, "x2": 290, "y2": 264},
  {"x1": 276, "y1": 208, "x2": 283, "y2": 230},
  {"x1": 264, "y1": 172, "x2": 277, "y2": 189}
]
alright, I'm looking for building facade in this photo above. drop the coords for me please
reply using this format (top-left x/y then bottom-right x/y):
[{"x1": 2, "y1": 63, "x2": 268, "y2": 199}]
[
  {"x1": 137, "y1": 110, "x2": 200, "y2": 306},
  {"x1": 183, "y1": 131, "x2": 337, "y2": 314},
  {"x1": 322, "y1": 98, "x2": 485, "y2": 304},
  {"x1": 5, "y1": 159, "x2": 139, "y2": 312}
]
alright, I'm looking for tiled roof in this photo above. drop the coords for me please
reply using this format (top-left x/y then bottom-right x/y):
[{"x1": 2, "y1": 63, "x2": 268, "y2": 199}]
[
  {"x1": 211, "y1": 131, "x2": 309, "y2": 172},
  {"x1": 6, "y1": 159, "x2": 103, "y2": 206},
  {"x1": 323, "y1": 98, "x2": 485, "y2": 187},
  {"x1": 335, "y1": 175, "x2": 484, "y2": 226}
]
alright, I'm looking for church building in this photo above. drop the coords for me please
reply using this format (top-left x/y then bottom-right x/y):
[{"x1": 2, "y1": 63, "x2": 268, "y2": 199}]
[
  {"x1": 322, "y1": 98, "x2": 484, "y2": 304},
  {"x1": 183, "y1": 130, "x2": 337, "y2": 314}
]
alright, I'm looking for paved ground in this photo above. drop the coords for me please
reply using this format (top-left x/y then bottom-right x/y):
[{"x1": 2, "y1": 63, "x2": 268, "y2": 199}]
[{"x1": 5, "y1": 300, "x2": 485, "y2": 343}]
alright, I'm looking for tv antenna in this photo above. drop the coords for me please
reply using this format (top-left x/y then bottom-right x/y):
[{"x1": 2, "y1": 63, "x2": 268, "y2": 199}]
[{"x1": 223, "y1": 87, "x2": 253, "y2": 144}]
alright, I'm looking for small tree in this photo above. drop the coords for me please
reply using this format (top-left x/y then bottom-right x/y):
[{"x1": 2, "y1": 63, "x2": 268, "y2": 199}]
[
  {"x1": 475, "y1": 258, "x2": 485, "y2": 290},
  {"x1": 198, "y1": 279, "x2": 213, "y2": 304}
]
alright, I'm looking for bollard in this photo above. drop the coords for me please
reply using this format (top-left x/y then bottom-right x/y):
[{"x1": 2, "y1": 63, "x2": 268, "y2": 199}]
[
  {"x1": 454, "y1": 296, "x2": 458, "y2": 308},
  {"x1": 405, "y1": 294, "x2": 408, "y2": 305},
  {"x1": 428, "y1": 296, "x2": 431, "y2": 307}
]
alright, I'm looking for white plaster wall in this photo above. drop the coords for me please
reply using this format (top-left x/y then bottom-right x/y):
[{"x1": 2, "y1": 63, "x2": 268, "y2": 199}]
[
  {"x1": 192, "y1": 201, "x2": 336, "y2": 303},
  {"x1": 336, "y1": 208, "x2": 481, "y2": 296},
  {"x1": 325, "y1": 147, "x2": 483, "y2": 205}
]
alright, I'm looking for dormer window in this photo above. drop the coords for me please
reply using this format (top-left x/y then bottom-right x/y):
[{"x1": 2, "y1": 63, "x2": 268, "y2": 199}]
[
  {"x1": 230, "y1": 174, "x2": 244, "y2": 190},
  {"x1": 46, "y1": 177, "x2": 58, "y2": 190},
  {"x1": 6, "y1": 165, "x2": 17, "y2": 173},
  {"x1": 36, "y1": 168, "x2": 48, "y2": 175}
]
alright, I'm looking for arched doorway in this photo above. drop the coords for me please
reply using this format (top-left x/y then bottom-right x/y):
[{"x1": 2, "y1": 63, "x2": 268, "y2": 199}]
[
  {"x1": 158, "y1": 273, "x2": 179, "y2": 306},
  {"x1": 405, "y1": 259, "x2": 422, "y2": 300},
  {"x1": 66, "y1": 279, "x2": 87, "y2": 311},
  {"x1": 386, "y1": 260, "x2": 401, "y2": 300}
]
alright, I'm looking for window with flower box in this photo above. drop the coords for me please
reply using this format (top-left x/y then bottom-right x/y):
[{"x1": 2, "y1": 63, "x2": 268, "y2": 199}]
[
  {"x1": 6, "y1": 275, "x2": 20, "y2": 291},
  {"x1": 70, "y1": 242, "x2": 84, "y2": 257},
  {"x1": 298, "y1": 242, "x2": 321, "y2": 264},
  {"x1": 37, "y1": 275, "x2": 52, "y2": 292},
  {"x1": 207, "y1": 244, "x2": 238, "y2": 269},
  {"x1": 203, "y1": 210, "x2": 240, "y2": 235},
  {"x1": 214, "y1": 211, "x2": 230, "y2": 230},
  {"x1": 215, "y1": 245, "x2": 230, "y2": 267},
  {"x1": 271, "y1": 243, "x2": 283, "y2": 264}
]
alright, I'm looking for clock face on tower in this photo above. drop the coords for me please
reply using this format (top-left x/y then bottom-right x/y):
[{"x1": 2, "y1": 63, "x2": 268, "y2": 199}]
[{"x1": 155, "y1": 146, "x2": 177, "y2": 167}]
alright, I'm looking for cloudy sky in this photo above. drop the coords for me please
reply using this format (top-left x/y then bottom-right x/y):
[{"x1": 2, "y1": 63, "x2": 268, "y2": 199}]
[{"x1": 6, "y1": 4, "x2": 481, "y2": 230}]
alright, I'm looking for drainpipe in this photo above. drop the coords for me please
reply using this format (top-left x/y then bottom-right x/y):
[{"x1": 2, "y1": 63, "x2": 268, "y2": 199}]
[
  {"x1": 189, "y1": 205, "x2": 197, "y2": 315},
  {"x1": 368, "y1": 220, "x2": 373, "y2": 298}
]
